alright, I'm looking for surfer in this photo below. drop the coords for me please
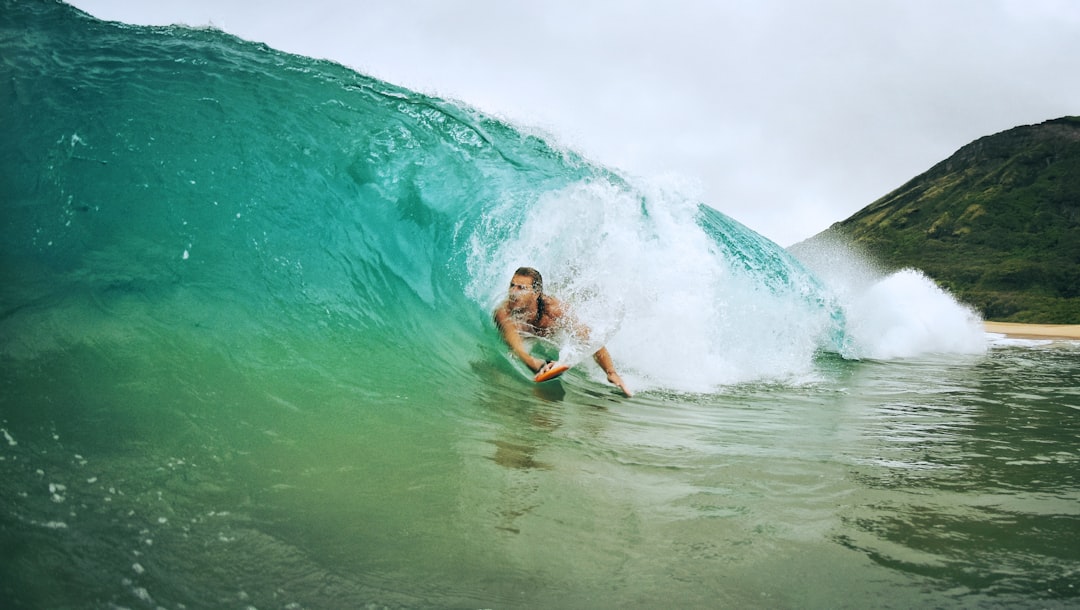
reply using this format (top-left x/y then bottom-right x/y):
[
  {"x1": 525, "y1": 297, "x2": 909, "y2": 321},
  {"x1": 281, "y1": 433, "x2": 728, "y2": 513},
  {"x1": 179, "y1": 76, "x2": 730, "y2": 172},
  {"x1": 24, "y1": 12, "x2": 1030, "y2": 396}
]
[{"x1": 493, "y1": 267, "x2": 632, "y2": 397}]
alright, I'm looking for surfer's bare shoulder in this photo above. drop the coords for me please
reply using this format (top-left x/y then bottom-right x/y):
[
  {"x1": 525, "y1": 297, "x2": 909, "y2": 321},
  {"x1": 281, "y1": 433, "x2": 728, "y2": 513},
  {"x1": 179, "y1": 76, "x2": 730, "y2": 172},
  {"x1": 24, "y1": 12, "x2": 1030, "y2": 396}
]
[{"x1": 541, "y1": 295, "x2": 566, "y2": 321}]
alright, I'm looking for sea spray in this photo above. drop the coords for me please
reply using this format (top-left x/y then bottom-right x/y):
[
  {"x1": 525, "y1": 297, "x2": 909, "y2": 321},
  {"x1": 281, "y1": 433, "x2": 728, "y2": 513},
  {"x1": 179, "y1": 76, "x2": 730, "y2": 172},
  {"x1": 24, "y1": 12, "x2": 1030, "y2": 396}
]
[
  {"x1": 469, "y1": 178, "x2": 847, "y2": 392},
  {"x1": 790, "y1": 235, "x2": 986, "y2": 359}
]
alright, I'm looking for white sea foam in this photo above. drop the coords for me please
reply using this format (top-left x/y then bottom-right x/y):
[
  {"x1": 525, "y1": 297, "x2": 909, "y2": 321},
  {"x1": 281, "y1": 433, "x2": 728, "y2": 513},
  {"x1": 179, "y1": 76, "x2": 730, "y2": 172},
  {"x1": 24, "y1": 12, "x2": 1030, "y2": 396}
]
[
  {"x1": 841, "y1": 269, "x2": 985, "y2": 359},
  {"x1": 987, "y1": 335, "x2": 1055, "y2": 348}
]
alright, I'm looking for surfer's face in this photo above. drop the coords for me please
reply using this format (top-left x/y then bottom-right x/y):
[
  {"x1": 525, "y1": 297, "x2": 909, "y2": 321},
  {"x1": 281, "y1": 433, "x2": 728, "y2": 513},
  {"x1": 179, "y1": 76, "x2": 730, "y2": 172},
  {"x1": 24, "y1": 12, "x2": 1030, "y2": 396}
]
[{"x1": 508, "y1": 275, "x2": 537, "y2": 303}]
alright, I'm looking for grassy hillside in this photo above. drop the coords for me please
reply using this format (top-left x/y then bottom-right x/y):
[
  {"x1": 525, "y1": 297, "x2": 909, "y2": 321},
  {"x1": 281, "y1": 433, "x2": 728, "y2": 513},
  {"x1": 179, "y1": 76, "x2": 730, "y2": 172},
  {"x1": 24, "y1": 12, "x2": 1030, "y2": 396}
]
[{"x1": 799, "y1": 116, "x2": 1080, "y2": 323}]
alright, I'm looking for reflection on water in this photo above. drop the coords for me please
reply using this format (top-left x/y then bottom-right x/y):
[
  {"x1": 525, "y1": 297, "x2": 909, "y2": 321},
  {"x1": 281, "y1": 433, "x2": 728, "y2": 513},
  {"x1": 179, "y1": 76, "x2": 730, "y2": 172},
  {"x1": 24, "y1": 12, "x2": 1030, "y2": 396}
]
[{"x1": 831, "y1": 344, "x2": 1080, "y2": 603}]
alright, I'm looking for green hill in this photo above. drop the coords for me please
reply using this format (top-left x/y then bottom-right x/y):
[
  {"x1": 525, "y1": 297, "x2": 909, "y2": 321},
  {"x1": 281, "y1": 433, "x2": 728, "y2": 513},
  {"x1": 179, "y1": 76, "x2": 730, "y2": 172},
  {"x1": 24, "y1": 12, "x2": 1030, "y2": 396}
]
[{"x1": 797, "y1": 116, "x2": 1080, "y2": 323}]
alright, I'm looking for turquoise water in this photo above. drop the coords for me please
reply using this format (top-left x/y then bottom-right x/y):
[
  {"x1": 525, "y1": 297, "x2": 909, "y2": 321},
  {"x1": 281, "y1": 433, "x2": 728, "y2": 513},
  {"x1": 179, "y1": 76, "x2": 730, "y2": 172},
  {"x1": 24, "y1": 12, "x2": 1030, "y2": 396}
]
[{"x1": 3, "y1": 2, "x2": 1079, "y2": 608}]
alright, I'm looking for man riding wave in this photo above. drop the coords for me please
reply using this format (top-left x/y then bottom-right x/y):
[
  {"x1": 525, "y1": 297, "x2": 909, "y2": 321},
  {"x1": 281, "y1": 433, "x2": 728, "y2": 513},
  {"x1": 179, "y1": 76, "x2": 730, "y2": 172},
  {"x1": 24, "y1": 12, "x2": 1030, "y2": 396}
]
[{"x1": 493, "y1": 267, "x2": 631, "y2": 397}]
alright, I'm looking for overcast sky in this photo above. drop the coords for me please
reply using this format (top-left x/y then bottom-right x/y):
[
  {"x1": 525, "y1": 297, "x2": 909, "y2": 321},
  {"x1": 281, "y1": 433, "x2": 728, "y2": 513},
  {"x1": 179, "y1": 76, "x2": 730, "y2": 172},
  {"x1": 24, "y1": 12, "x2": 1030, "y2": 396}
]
[{"x1": 68, "y1": 0, "x2": 1080, "y2": 246}]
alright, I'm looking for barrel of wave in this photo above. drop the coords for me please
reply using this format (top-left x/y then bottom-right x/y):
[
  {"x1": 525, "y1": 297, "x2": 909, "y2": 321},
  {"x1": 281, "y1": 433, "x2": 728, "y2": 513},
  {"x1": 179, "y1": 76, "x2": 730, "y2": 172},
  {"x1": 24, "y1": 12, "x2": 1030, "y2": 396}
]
[{"x1": 467, "y1": 178, "x2": 849, "y2": 393}]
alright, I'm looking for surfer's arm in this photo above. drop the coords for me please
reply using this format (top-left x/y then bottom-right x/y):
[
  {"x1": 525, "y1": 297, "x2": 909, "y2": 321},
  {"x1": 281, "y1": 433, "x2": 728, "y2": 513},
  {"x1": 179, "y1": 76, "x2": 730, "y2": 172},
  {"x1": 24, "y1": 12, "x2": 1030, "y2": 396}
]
[
  {"x1": 558, "y1": 307, "x2": 632, "y2": 397},
  {"x1": 593, "y1": 347, "x2": 632, "y2": 397},
  {"x1": 493, "y1": 309, "x2": 547, "y2": 372}
]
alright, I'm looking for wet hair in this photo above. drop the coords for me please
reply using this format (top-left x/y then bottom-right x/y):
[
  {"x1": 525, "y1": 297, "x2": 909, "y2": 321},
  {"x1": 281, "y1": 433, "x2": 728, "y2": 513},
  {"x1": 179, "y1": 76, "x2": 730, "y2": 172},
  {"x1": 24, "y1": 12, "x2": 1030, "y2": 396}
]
[{"x1": 513, "y1": 267, "x2": 543, "y2": 294}]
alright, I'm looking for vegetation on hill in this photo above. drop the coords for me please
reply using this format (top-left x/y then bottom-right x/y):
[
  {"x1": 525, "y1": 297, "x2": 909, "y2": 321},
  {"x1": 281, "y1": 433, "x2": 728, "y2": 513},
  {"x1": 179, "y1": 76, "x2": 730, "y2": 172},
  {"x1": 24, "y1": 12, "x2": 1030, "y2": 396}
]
[{"x1": 798, "y1": 117, "x2": 1080, "y2": 323}]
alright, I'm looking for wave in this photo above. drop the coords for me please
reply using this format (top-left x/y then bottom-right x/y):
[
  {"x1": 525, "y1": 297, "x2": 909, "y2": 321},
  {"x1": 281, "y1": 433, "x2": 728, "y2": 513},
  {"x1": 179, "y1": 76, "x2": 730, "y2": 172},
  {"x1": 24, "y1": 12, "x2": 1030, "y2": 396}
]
[{"x1": 0, "y1": 1, "x2": 984, "y2": 396}]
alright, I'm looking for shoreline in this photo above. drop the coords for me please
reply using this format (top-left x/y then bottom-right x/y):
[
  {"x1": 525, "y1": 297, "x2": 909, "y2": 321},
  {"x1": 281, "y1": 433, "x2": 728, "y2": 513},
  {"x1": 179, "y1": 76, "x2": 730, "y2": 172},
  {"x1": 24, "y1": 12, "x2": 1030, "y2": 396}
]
[{"x1": 984, "y1": 321, "x2": 1080, "y2": 340}]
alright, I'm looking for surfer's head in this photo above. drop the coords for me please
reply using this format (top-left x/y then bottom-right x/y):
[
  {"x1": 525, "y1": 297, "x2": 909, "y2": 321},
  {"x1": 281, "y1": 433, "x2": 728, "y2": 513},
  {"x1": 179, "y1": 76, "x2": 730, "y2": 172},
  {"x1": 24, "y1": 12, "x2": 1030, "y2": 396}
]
[{"x1": 511, "y1": 267, "x2": 543, "y2": 295}]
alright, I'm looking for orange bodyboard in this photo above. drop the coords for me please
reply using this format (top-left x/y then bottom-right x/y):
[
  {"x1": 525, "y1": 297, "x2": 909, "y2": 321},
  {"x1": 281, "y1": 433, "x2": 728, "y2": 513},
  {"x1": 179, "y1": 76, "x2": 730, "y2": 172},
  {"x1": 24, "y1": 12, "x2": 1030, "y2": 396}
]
[{"x1": 533, "y1": 363, "x2": 570, "y2": 383}]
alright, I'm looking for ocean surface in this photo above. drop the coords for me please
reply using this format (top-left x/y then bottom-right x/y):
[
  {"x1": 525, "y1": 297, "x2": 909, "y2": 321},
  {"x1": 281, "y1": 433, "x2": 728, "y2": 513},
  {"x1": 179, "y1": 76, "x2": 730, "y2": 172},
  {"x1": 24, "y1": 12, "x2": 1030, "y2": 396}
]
[{"x1": 2, "y1": 2, "x2": 1079, "y2": 608}]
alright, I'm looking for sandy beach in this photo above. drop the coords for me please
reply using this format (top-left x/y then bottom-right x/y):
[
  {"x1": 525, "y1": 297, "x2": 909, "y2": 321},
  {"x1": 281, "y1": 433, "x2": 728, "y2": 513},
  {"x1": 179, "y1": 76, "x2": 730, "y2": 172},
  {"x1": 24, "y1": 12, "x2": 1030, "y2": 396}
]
[{"x1": 984, "y1": 321, "x2": 1080, "y2": 340}]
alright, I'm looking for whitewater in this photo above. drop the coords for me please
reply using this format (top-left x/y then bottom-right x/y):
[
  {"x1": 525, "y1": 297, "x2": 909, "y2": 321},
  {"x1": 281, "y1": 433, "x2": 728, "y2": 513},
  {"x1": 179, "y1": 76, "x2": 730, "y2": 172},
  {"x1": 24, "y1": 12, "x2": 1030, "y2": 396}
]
[{"x1": 2, "y1": 2, "x2": 1078, "y2": 608}]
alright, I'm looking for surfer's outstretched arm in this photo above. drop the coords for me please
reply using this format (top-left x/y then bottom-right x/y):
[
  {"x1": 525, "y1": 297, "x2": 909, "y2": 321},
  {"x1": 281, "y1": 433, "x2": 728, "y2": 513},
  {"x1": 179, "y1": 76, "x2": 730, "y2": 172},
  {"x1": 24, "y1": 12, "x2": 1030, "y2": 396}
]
[
  {"x1": 593, "y1": 347, "x2": 632, "y2": 397},
  {"x1": 568, "y1": 315, "x2": 632, "y2": 397}
]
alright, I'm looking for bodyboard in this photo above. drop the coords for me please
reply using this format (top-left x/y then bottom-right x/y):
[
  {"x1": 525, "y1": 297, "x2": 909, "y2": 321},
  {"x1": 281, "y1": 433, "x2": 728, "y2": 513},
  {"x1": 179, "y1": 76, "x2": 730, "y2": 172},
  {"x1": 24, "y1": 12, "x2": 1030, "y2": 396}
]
[{"x1": 534, "y1": 362, "x2": 570, "y2": 383}]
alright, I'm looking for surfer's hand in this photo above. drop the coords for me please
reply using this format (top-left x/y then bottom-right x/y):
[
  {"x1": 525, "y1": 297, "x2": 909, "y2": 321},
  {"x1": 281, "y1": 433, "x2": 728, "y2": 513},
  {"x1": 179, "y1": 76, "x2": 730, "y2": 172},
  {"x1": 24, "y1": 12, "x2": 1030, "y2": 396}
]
[{"x1": 607, "y1": 371, "x2": 632, "y2": 397}]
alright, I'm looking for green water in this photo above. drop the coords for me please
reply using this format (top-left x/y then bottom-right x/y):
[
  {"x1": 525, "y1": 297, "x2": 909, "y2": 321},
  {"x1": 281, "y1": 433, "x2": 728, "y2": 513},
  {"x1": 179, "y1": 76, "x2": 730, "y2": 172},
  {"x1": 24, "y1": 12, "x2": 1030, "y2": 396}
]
[
  {"x1": 2, "y1": 2, "x2": 1078, "y2": 608},
  {"x1": 4, "y1": 343, "x2": 1078, "y2": 608}
]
